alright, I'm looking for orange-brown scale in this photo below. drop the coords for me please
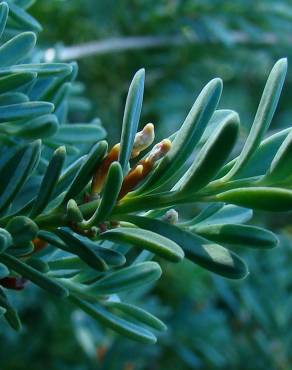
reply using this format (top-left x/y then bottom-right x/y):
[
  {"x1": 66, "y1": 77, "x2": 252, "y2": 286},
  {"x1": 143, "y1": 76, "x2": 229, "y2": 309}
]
[
  {"x1": 91, "y1": 144, "x2": 120, "y2": 194},
  {"x1": 118, "y1": 159, "x2": 153, "y2": 199}
]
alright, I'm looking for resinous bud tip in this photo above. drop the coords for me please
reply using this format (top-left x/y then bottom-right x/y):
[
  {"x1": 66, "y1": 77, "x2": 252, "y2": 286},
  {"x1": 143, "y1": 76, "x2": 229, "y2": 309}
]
[
  {"x1": 132, "y1": 123, "x2": 155, "y2": 158},
  {"x1": 148, "y1": 139, "x2": 172, "y2": 163},
  {"x1": 162, "y1": 209, "x2": 178, "y2": 224}
]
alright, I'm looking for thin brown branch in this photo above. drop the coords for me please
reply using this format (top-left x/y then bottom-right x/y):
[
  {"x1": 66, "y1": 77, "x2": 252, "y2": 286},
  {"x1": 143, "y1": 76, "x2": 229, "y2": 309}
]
[{"x1": 43, "y1": 32, "x2": 282, "y2": 62}]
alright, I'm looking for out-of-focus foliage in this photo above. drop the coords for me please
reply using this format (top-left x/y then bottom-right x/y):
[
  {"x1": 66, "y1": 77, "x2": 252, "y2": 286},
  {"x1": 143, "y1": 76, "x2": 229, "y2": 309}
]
[
  {"x1": 154, "y1": 239, "x2": 292, "y2": 370},
  {"x1": 31, "y1": 0, "x2": 292, "y2": 143}
]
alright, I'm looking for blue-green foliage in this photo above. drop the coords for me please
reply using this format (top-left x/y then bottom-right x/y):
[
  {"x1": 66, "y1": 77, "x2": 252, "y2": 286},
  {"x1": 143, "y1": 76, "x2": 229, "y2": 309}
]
[{"x1": 0, "y1": 0, "x2": 291, "y2": 355}]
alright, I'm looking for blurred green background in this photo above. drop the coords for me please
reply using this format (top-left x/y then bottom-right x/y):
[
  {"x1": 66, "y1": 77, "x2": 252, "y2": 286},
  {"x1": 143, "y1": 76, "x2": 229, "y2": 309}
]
[{"x1": 1, "y1": 0, "x2": 292, "y2": 369}]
